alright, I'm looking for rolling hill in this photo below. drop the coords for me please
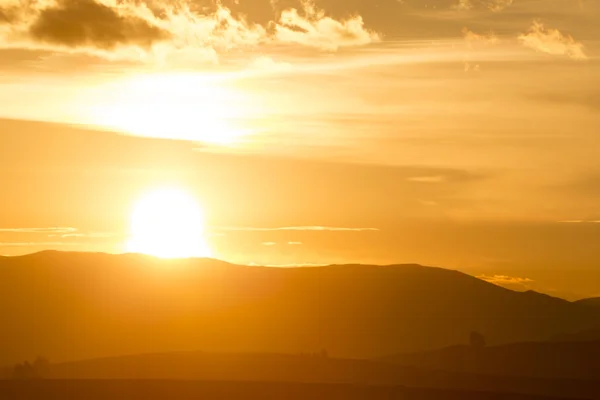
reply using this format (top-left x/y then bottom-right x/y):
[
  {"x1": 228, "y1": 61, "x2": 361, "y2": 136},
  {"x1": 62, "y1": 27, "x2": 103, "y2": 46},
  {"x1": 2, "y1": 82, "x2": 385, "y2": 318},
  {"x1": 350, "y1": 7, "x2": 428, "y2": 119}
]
[
  {"x1": 381, "y1": 341, "x2": 600, "y2": 380},
  {"x1": 2, "y1": 351, "x2": 599, "y2": 399},
  {"x1": 0, "y1": 380, "x2": 581, "y2": 400},
  {"x1": 1, "y1": 251, "x2": 599, "y2": 365}
]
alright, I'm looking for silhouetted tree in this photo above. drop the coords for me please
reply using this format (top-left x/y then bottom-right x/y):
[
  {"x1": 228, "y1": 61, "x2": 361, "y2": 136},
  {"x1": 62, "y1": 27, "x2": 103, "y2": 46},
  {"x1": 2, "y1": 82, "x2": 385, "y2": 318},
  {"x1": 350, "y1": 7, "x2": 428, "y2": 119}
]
[
  {"x1": 469, "y1": 331, "x2": 486, "y2": 349},
  {"x1": 33, "y1": 356, "x2": 49, "y2": 378},
  {"x1": 12, "y1": 357, "x2": 49, "y2": 380},
  {"x1": 13, "y1": 361, "x2": 35, "y2": 380}
]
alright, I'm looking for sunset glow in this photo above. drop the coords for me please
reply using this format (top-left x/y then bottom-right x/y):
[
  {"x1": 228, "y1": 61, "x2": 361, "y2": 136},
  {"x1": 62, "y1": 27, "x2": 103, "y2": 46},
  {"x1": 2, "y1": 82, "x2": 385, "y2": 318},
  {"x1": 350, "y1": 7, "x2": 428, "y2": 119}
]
[{"x1": 92, "y1": 74, "x2": 251, "y2": 145}]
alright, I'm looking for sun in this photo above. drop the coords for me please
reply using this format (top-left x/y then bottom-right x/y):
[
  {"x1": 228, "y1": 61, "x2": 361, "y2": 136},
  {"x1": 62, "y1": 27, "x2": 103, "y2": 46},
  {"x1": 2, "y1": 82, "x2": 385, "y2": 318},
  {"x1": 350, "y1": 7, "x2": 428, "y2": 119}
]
[{"x1": 127, "y1": 188, "x2": 212, "y2": 259}]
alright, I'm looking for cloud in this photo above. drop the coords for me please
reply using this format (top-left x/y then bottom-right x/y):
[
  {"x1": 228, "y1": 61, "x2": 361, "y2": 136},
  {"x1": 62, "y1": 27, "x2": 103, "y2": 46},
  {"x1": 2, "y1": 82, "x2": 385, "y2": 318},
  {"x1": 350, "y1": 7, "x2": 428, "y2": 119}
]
[
  {"x1": 249, "y1": 56, "x2": 293, "y2": 72},
  {"x1": 559, "y1": 220, "x2": 600, "y2": 224},
  {"x1": 221, "y1": 226, "x2": 379, "y2": 232},
  {"x1": 0, "y1": 242, "x2": 81, "y2": 247},
  {"x1": 262, "y1": 242, "x2": 277, "y2": 246},
  {"x1": 59, "y1": 232, "x2": 122, "y2": 238},
  {"x1": 0, "y1": 227, "x2": 120, "y2": 239},
  {"x1": 528, "y1": 91, "x2": 600, "y2": 111},
  {"x1": 407, "y1": 175, "x2": 445, "y2": 183},
  {"x1": 248, "y1": 262, "x2": 326, "y2": 267},
  {"x1": 29, "y1": 0, "x2": 169, "y2": 50},
  {"x1": 0, "y1": 0, "x2": 378, "y2": 63},
  {"x1": 453, "y1": 0, "x2": 473, "y2": 11},
  {"x1": 0, "y1": 227, "x2": 78, "y2": 234},
  {"x1": 518, "y1": 21, "x2": 587, "y2": 60},
  {"x1": 478, "y1": 274, "x2": 534, "y2": 289},
  {"x1": 272, "y1": 1, "x2": 380, "y2": 51},
  {"x1": 0, "y1": 7, "x2": 10, "y2": 23},
  {"x1": 452, "y1": 0, "x2": 512, "y2": 12},
  {"x1": 288, "y1": 241, "x2": 303, "y2": 245},
  {"x1": 462, "y1": 27, "x2": 499, "y2": 46},
  {"x1": 487, "y1": 0, "x2": 513, "y2": 12}
]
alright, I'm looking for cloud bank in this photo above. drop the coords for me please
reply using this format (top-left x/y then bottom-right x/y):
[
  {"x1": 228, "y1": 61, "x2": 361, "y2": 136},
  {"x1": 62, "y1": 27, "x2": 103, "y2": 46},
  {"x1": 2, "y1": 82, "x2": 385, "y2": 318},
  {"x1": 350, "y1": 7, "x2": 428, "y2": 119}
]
[{"x1": 0, "y1": 0, "x2": 379, "y2": 64}]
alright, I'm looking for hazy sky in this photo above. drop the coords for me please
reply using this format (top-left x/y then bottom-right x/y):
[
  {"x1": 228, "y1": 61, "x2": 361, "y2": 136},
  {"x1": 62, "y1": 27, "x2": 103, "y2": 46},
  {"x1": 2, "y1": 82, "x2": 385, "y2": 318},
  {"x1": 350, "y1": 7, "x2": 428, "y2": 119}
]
[{"x1": 1, "y1": 0, "x2": 599, "y2": 299}]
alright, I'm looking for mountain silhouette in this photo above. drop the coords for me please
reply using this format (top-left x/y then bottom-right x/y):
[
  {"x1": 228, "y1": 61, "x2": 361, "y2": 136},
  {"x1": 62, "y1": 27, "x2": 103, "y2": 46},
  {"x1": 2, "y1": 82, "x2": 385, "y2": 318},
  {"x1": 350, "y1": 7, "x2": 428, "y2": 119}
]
[
  {"x1": 548, "y1": 330, "x2": 600, "y2": 343},
  {"x1": 1, "y1": 251, "x2": 599, "y2": 365},
  {"x1": 574, "y1": 297, "x2": 600, "y2": 308}
]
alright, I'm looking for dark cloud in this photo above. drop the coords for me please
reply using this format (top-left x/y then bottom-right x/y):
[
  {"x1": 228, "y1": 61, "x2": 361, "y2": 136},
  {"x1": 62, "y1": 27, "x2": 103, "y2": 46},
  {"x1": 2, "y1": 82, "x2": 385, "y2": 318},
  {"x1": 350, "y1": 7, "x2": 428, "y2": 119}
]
[
  {"x1": 29, "y1": 0, "x2": 170, "y2": 50},
  {"x1": 0, "y1": 7, "x2": 11, "y2": 24},
  {"x1": 530, "y1": 90, "x2": 600, "y2": 111},
  {"x1": 565, "y1": 173, "x2": 600, "y2": 196}
]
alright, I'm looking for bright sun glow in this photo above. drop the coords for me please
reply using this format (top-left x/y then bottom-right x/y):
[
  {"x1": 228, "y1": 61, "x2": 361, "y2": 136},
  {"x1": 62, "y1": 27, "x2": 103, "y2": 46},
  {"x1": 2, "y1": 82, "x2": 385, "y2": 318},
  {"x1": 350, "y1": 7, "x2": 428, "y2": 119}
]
[
  {"x1": 91, "y1": 73, "x2": 253, "y2": 145},
  {"x1": 127, "y1": 188, "x2": 212, "y2": 258}
]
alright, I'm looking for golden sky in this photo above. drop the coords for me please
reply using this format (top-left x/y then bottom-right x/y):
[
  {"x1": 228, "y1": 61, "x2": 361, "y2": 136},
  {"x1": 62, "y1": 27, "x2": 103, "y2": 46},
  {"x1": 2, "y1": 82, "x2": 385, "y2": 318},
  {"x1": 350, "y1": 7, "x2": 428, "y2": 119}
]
[{"x1": 1, "y1": 0, "x2": 599, "y2": 298}]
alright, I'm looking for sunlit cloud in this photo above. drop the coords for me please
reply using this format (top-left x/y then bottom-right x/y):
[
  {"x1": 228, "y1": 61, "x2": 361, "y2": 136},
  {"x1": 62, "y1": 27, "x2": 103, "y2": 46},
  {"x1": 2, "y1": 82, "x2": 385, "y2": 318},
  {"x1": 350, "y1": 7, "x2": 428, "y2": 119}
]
[
  {"x1": 288, "y1": 241, "x2": 303, "y2": 245},
  {"x1": 479, "y1": 274, "x2": 534, "y2": 285},
  {"x1": 221, "y1": 226, "x2": 379, "y2": 232},
  {"x1": 478, "y1": 274, "x2": 534, "y2": 291},
  {"x1": 452, "y1": 0, "x2": 512, "y2": 12},
  {"x1": 272, "y1": 0, "x2": 380, "y2": 51},
  {"x1": 0, "y1": 242, "x2": 82, "y2": 247},
  {"x1": 0, "y1": 227, "x2": 121, "y2": 239},
  {"x1": 452, "y1": 0, "x2": 474, "y2": 11},
  {"x1": 248, "y1": 56, "x2": 293, "y2": 74},
  {"x1": 0, "y1": 227, "x2": 78, "y2": 233},
  {"x1": 462, "y1": 27, "x2": 499, "y2": 47},
  {"x1": 0, "y1": 0, "x2": 378, "y2": 65},
  {"x1": 487, "y1": 0, "x2": 513, "y2": 12},
  {"x1": 59, "y1": 232, "x2": 122, "y2": 238},
  {"x1": 248, "y1": 262, "x2": 327, "y2": 267},
  {"x1": 262, "y1": 242, "x2": 277, "y2": 246},
  {"x1": 518, "y1": 21, "x2": 587, "y2": 60},
  {"x1": 559, "y1": 220, "x2": 600, "y2": 224}
]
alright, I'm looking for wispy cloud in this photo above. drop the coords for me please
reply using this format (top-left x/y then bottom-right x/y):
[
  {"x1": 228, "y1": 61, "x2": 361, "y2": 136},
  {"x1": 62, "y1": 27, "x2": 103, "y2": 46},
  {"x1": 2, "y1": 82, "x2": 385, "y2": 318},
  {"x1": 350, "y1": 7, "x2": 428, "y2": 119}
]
[
  {"x1": 559, "y1": 220, "x2": 600, "y2": 224},
  {"x1": 407, "y1": 176, "x2": 445, "y2": 183},
  {"x1": 518, "y1": 21, "x2": 587, "y2": 60},
  {"x1": 452, "y1": 0, "x2": 512, "y2": 12},
  {"x1": 248, "y1": 262, "x2": 327, "y2": 268},
  {"x1": 0, "y1": 227, "x2": 121, "y2": 239},
  {"x1": 0, "y1": 227, "x2": 77, "y2": 234},
  {"x1": 288, "y1": 241, "x2": 303, "y2": 245},
  {"x1": 0, "y1": 242, "x2": 82, "y2": 247},
  {"x1": 221, "y1": 226, "x2": 379, "y2": 232},
  {"x1": 262, "y1": 242, "x2": 277, "y2": 246}
]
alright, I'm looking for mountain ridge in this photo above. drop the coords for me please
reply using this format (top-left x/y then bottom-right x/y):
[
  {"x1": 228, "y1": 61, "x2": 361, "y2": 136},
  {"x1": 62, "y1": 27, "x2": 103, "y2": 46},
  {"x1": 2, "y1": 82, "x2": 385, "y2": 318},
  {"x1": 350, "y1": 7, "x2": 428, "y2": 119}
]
[{"x1": 1, "y1": 251, "x2": 598, "y2": 365}]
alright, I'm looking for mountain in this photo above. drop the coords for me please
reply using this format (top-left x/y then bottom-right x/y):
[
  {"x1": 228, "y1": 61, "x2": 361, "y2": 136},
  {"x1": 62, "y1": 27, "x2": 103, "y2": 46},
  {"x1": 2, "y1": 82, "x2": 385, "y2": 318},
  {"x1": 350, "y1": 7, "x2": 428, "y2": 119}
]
[
  {"x1": 381, "y1": 341, "x2": 600, "y2": 380},
  {"x1": 1, "y1": 251, "x2": 599, "y2": 365},
  {"x1": 2, "y1": 352, "x2": 599, "y2": 399},
  {"x1": 575, "y1": 298, "x2": 600, "y2": 308}
]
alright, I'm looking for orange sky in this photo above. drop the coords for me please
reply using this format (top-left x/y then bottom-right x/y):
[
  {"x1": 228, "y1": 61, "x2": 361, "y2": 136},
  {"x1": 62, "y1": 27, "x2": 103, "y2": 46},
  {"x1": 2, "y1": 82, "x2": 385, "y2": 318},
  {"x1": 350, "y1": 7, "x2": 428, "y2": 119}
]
[{"x1": 1, "y1": 0, "x2": 599, "y2": 299}]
